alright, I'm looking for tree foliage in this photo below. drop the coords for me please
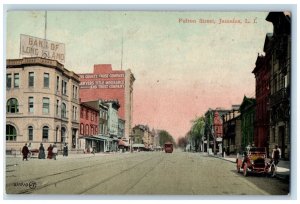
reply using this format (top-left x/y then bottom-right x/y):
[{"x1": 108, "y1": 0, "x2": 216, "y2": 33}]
[
  {"x1": 189, "y1": 116, "x2": 205, "y2": 152},
  {"x1": 177, "y1": 136, "x2": 188, "y2": 149},
  {"x1": 158, "y1": 130, "x2": 175, "y2": 147}
]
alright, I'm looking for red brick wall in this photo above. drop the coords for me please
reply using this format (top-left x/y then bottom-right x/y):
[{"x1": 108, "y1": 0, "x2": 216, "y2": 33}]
[
  {"x1": 79, "y1": 105, "x2": 99, "y2": 136},
  {"x1": 79, "y1": 64, "x2": 125, "y2": 120}
]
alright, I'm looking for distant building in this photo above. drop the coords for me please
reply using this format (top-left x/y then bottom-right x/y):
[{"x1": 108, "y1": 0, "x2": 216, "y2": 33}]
[
  {"x1": 239, "y1": 96, "x2": 256, "y2": 149},
  {"x1": 252, "y1": 34, "x2": 272, "y2": 153},
  {"x1": 78, "y1": 64, "x2": 135, "y2": 140},
  {"x1": 6, "y1": 57, "x2": 80, "y2": 152},
  {"x1": 266, "y1": 12, "x2": 291, "y2": 159},
  {"x1": 204, "y1": 108, "x2": 230, "y2": 154},
  {"x1": 132, "y1": 125, "x2": 154, "y2": 151},
  {"x1": 105, "y1": 100, "x2": 120, "y2": 152},
  {"x1": 79, "y1": 100, "x2": 100, "y2": 152},
  {"x1": 222, "y1": 105, "x2": 241, "y2": 155}
]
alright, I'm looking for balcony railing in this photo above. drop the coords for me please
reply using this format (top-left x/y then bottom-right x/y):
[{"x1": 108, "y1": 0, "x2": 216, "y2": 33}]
[{"x1": 270, "y1": 87, "x2": 290, "y2": 107}]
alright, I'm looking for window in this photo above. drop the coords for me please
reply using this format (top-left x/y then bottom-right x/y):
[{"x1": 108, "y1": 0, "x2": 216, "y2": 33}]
[
  {"x1": 73, "y1": 85, "x2": 78, "y2": 99},
  {"x1": 85, "y1": 124, "x2": 89, "y2": 135},
  {"x1": 14, "y1": 73, "x2": 19, "y2": 88},
  {"x1": 28, "y1": 97, "x2": 34, "y2": 113},
  {"x1": 72, "y1": 106, "x2": 77, "y2": 120},
  {"x1": 6, "y1": 125, "x2": 17, "y2": 141},
  {"x1": 62, "y1": 80, "x2": 67, "y2": 95},
  {"x1": 29, "y1": 72, "x2": 34, "y2": 87},
  {"x1": 42, "y1": 97, "x2": 50, "y2": 114},
  {"x1": 56, "y1": 100, "x2": 59, "y2": 116},
  {"x1": 91, "y1": 125, "x2": 94, "y2": 135},
  {"x1": 91, "y1": 112, "x2": 94, "y2": 121},
  {"x1": 7, "y1": 98, "x2": 19, "y2": 113},
  {"x1": 56, "y1": 76, "x2": 60, "y2": 91},
  {"x1": 80, "y1": 108, "x2": 84, "y2": 118},
  {"x1": 44, "y1": 73, "x2": 49, "y2": 88},
  {"x1": 6, "y1": 74, "x2": 12, "y2": 88},
  {"x1": 86, "y1": 110, "x2": 89, "y2": 120},
  {"x1": 80, "y1": 123, "x2": 84, "y2": 135},
  {"x1": 28, "y1": 126, "x2": 33, "y2": 141},
  {"x1": 42, "y1": 126, "x2": 49, "y2": 140},
  {"x1": 61, "y1": 103, "x2": 67, "y2": 118},
  {"x1": 99, "y1": 123, "x2": 103, "y2": 134}
]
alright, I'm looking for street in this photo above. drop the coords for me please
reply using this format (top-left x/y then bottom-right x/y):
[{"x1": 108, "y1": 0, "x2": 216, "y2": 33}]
[{"x1": 5, "y1": 150, "x2": 289, "y2": 195}]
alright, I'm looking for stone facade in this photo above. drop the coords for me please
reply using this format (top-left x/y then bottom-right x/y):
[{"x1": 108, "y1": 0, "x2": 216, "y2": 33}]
[
  {"x1": 6, "y1": 57, "x2": 80, "y2": 152},
  {"x1": 266, "y1": 12, "x2": 291, "y2": 160}
]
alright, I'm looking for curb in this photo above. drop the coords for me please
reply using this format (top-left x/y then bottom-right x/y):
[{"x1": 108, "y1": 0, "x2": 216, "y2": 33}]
[{"x1": 209, "y1": 154, "x2": 290, "y2": 182}]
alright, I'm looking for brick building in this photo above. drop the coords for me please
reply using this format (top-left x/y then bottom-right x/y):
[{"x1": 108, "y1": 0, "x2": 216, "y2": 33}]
[
  {"x1": 79, "y1": 64, "x2": 135, "y2": 140},
  {"x1": 252, "y1": 34, "x2": 272, "y2": 153}
]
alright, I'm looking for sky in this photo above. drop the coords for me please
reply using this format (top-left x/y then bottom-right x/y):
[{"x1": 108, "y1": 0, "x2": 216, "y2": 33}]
[{"x1": 6, "y1": 11, "x2": 274, "y2": 139}]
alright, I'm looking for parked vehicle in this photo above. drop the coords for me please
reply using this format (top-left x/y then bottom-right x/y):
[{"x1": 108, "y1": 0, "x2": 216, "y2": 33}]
[
  {"x1": 164, "y1": 142, "x2": 173, "y2": 153},
  {"x1": 236, "y1": 147, "x2": 275, "y2": 176}
]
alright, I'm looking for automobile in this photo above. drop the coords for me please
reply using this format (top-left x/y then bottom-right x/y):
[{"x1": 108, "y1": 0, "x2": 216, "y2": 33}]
[
  {"x1": 164, "y1": 142, "x2": 173, "y2": 153},
  {"x1": 236, "y1": 147, "x2": 274, "y2": 176}
]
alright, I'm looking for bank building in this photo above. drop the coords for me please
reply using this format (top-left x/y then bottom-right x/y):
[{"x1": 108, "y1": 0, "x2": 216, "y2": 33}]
[{"x1": 6, "y1": 57, "x2": 80, "y2": 153}]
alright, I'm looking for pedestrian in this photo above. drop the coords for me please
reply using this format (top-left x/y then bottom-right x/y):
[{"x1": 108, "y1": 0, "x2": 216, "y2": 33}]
[
  {"x1": 27, "y1": 142, "x2": 32, "y2": 159},
  {"x1": 271, "y1": 144, "x2": 281, "y2": 174},
  {"x1": 38, "y1": 143, "x2": 46, "y2": 159},
  {"x1": 63, "y1": 143, "x2": 68, "y2": 157},
  {"x1": 52, "y1": 144, "x2": 58, "y2": 160},
  {"x1": 47, "y1": 144, "x2": 53, "y2": 159},
  {"x1": 21, "y1": 143, "x2": 29, "y2": 161},
  {"x1": 246, "y1": 143, "x2": 251, "y2": 153}
]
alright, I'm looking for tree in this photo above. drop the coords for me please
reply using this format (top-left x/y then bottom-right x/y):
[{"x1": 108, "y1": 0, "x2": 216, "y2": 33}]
[
  {"x1": 177, "y1": 136, "x2": 188, "y2": 149},
  {"x1": 158, "y1": 130, "x2": 175, "y2": 147},
  {"x1": 190, "y1": 116, "x2": 205, "y2": 152}
]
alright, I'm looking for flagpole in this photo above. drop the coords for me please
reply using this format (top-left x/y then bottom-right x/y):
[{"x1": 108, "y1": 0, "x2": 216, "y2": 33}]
[
  {"x1": 44, "y1": 11, "x2": 47, "y2": 40},
  {"x1": 121, "y1": 32, "x2": 124, "y2": 70}
]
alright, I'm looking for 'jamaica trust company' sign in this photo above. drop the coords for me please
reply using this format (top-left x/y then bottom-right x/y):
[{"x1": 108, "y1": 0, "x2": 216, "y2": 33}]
[{"x1": 20, "y1": 34, "x2": 65, "y2": 64}]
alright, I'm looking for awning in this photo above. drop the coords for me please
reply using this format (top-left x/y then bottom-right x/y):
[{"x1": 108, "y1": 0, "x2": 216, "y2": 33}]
[
  {"x1": 83, "y1": 135, "x2": 112, "y2": 142},
  {"x1": 118, "y1": 140, "x2": 129, "y2": 147},
  {"x1": 132, "y1": 144, "x2": 145, "y2": 148}
]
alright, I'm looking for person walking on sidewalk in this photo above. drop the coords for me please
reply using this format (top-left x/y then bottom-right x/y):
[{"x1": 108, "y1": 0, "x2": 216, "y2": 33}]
[
  {"x1": 21, "y1": 143, "x2": 29, "y2": 161},
  {"x1": 47, "y1": 144, "x2": 53, "y2": 159},
  {"x1": 63, "y1": 143, "x2": 68, "y2": 157},
  {"x1": 38, "y1": 143, "x2": 46, "y2": 159},
  {"x1": 271, "y1": 144, "x2": 281, "y2": 176},
  {"x1": 52, "y1": 144, "x2": 58, "y2": 160}
]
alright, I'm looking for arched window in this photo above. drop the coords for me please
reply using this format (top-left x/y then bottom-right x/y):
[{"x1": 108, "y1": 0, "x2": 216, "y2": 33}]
[
  {"x1": 6, "y1": 125, "x2": 17, "y2": 141},
  {"x1": 80, "y1": 123, "x2": 84, "y2": 135},
  {"x1": 42, "y1": 126, "x2": 49, "y2": 140},
  {"x1": 61, "y1": 103, "x2": 67, "y2": 118},
  {"x1": 28, "y1": 126, "x2": 33, "y2": 141},
  {"x1": 7, "y1": 98, "x2": 19, "y2": 113},
  {"x1": 85, "y1": 124, "x2": 89, "y2": 136},
  {"x1": 91, "y1": 125, "x2": 94, "y2": 135}
]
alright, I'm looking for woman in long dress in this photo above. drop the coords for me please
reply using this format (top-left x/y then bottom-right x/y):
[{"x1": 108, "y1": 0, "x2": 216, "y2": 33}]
[
  {"x1": 38, "y1": 143, "x2": 46, "y2": 159},
  {"x1": 47, "y1": 144, "x2": 53, "y2": 159}
]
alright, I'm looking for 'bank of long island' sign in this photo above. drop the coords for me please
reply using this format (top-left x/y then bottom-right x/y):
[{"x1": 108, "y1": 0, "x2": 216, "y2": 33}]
[{"x1": 20, "y1": 34, "x2": 65, "y2": 64}]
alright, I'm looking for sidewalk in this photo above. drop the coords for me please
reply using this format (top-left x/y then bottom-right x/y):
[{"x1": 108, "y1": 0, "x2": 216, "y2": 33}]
[{"x1": 209, "y1": 153, "x2": 290, "y2": 181}]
